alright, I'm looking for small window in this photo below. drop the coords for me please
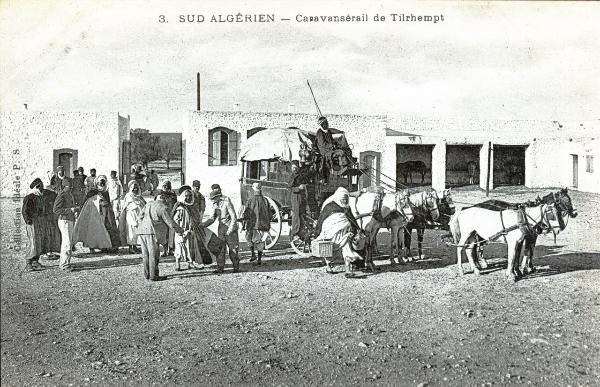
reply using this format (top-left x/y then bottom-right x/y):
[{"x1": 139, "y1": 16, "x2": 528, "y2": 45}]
[
  {"x1": 247, "y1": 161, "x2": 260, "y2": 179},
  {"x1": 586, "y1": 155, "x2": 594, "y2": 173},
  {"x1": 208, "y1": 127, "x2": 240, "y2": 166}
]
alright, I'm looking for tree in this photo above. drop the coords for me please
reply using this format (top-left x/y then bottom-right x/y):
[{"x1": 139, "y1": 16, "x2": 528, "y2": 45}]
[
  {"x1": 131, "y1": 129, "x2": 160, "y2": 169},
  {"x1": 159, "y1": 142, "x2": 176, "y2": 169}
]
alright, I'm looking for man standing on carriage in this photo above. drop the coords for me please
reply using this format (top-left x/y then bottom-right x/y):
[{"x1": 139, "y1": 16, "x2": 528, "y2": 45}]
[
  {"x1": 315, "y1": 116, "x2": 335, "y2": 181},
  {"x1": 315, "y1": 116, "x2": 351, "y2": 182}
]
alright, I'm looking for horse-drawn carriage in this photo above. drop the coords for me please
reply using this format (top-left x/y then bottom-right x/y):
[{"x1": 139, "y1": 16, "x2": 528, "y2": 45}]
[
  {"x1": 238, "y1": 126, "x2": 453, "y2": 264},
  {"x1": 238, "y1": 126, "x2": 363, "y2": 256}
]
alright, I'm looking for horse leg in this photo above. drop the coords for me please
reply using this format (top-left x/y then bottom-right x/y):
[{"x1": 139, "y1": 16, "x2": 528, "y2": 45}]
[
  {"x1": 520, "y1": 234, "x2": 537, "y2": 275},
  {"x1": 388, "y1": 227, "x2": 396, "y2": 266},
  {"x1": 456, "y1": 240, "x2": 465, "y2": 275},
  {"x1": 403, "y1": 228, "x2": 412, "y2": 263},
  {"x1": 421, "y1": 170, "x2": 425, "y2": 185},
  {"x1": 505, "y1": 236, "x2": 520, "y2": 282},
  {"x1": 389, "y1": 226, "x2": 398, "y2": 265},
  {"x1": 465, "y1": 239, "x2": 480, "y2": 276},
  {"x1": 365, "y1": 238, "x2": 374, "y2": 272},
  {"x1": 416, "y1": 228, "x2": 424, "y2": 260},
  {"x1": 476, "y1": 236, "x2": 488, "y2": 269}
]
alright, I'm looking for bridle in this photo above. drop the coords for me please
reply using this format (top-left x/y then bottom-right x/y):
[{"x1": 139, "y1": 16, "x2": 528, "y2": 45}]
[
  {"x1": 522, "y1": 194, "x2": 566, "y2": 243},
  {"x1": 394, "y1": 192, "x2": 414, "y2": 222},
  {"x1": 424, "y1": 191, "x2": 440, "y2": 221}
]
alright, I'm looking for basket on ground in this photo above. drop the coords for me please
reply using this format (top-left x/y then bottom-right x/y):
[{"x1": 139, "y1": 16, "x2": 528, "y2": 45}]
[{"x1": 311, "y1": 240, "x2": 333, "y2": 258}]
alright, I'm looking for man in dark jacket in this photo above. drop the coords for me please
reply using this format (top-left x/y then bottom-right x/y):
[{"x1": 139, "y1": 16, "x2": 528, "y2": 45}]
[
  {"x1": 136, "y1": 193, "x2": 185, "y2": 281},
  {"x1": 22, "y1": 178, "x2": 52, "y2": 271},
  {"x1": 53, "y1": 178, "x2": 78, "y2": 271},
  {"x1": 243, "y1": 182, "x2": 271, "y2": 264},
  {"x1": 41, "y1": 184, "x2": 62, "y2": 259},
  {"x1": 288, "y1": 161, "x2": 308, "y2": 241},
  {"x1": 315, "y1": 117, "x2": 335, "y2": 181},
  {"x1": 71, "y1": 169, "x2": 84, "y2": 206},
  {"x1": 50, "y1": 165, "x2": 72, "y2": 194}
]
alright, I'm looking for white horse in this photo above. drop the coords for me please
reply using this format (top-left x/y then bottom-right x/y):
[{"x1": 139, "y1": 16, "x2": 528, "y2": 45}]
[{"x1": 449, "y1": 199, "x2": 565, "y2": 281}]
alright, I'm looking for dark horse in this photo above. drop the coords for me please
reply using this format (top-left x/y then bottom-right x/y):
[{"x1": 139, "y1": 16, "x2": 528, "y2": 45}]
[
  {"x1": 402, "y1": 189, "x2": 455, "y2": 260},
  {"x1": 397, "y1": 161, "x2": 428, "y2": 184}
]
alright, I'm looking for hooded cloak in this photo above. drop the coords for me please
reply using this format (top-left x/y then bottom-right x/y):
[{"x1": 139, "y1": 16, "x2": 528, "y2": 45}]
[{"x1": 73, "y1": 175, "x2": 120, "y2": 248}]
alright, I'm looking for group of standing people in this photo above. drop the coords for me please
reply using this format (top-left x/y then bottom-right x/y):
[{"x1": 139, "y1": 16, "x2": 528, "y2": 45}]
[
  {"x1": 22, "y1": 115, "x2": 360, "y2": 279},
  {"x1": 23, "y1": 166, "x2": 120, "y2": 272},
  {"x1": 22, "y1": 166, "x2": 275, "y2": 282}
]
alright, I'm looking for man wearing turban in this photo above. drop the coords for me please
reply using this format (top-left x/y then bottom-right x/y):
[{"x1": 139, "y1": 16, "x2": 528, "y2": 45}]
[
  {"x1": 314, "y1": 187, "x2": 365, "y2": 278},
  {"x1": 118, "y1": 180, "x2": 146, "y2": 253}
]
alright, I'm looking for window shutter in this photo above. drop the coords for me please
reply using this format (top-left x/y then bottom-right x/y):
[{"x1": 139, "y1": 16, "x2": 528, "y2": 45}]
[
  {"x1": 228, "y1": 131, "x2": 240, "y2": 165},
  {"x1": 211, "y1": 130, "x2": 220, "y2": 166}
]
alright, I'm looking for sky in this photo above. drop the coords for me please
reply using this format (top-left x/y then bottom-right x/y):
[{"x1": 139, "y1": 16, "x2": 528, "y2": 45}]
[{"x1": 1, "y1": 0, "x2": 599, "y2": 132}]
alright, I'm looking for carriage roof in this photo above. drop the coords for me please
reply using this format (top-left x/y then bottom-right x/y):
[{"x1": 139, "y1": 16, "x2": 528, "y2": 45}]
[{"x1": 239, "y1": 126, "x2": 349, "y2": 163}]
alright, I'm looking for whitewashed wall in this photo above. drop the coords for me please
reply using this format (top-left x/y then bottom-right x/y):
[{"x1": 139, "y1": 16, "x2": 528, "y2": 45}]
[{"x1": 0, "y1": 112, "x2": 126, "y2": 197}]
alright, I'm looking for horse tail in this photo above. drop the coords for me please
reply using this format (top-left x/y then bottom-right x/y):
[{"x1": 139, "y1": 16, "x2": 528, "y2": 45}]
[{"x1": 448, "y1": 209, "x2": 461, "y2": 244}]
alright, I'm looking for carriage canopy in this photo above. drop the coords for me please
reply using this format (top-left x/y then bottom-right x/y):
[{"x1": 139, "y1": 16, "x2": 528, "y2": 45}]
[{"x1": 239, "y1": 127, "x2": 350, "y2": 162}]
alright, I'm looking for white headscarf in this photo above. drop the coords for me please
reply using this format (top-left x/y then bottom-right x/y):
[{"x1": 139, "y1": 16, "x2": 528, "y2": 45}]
[
  {"x1": 124, "y1": 180, "x2": 146, "y2": 208},
  {"x1": 177, "y1": 188, "x2": 195, "y2": 206},
  {"x1": 127, "y1": 180, "x2": 142, "y2": 196},
  {"x1": 332, "y1": 187, "x2": 350, "y2": 208}
]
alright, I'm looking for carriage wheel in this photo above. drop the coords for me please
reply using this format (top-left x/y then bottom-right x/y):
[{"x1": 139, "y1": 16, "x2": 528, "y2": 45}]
[
  {"x1": 290, "y1": 215, "x2": 316, "y2": 257},
  {"x1": 290, "y1": 235, "x2": 312, "y2": 257},
  {"x1": 264, "y1": 196, "x2": 282, "y2": 250}
]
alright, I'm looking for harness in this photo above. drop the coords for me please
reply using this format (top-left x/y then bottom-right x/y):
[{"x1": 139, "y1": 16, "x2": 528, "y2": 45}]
[
  {"x1": 472, "y1": 203, "x2": 555, "y2": 248},
  {"x1": 488, "y1": 206, "x2": 531, "y2": 243}
]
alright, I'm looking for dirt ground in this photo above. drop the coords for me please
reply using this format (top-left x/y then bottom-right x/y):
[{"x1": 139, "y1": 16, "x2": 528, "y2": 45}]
[{"x1": 1, "y1": 186, "x2": 599, "y2": 386}]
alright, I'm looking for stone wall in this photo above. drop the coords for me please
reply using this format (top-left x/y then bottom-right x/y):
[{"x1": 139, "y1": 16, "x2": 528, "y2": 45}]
[{"x1": 0, "y1": 112, "x2": 124, "y2": 197}]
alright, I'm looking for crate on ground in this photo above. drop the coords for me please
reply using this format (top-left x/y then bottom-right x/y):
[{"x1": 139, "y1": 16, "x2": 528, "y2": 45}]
[{"x1": 311, "y1": 240, "x2": 333, "y2": 258}]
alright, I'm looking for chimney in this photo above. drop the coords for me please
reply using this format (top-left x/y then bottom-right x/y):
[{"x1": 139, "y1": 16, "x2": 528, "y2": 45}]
[
  {"x1": 288, "y1": 104, "x2": 295, "y2": 113},
  {"x1": 24, "y1": 103, "x2": 28, "y2": 110},
  {"x1": 196, "y1": 72, "x2": 201, "y2": 111}
]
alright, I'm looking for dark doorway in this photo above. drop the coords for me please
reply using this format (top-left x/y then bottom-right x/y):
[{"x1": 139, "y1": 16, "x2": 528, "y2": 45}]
[
  {"x1": 396, "y1": 144, "x2": 434, "y2": 189},
  {"x1": 493, "y1": 145, "x2": 527, "y2": 186},
  {"x1": 445, "y1": 145, "x2": 482, "y2": 187},
  {"x1": 53, "y1": 148, "x2": 78, "y2": 177}
]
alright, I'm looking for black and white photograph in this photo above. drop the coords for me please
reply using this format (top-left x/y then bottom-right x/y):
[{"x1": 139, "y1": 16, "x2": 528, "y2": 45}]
[{"x1": 1, "y1": 0, "x2": 599, "y2": 385}]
